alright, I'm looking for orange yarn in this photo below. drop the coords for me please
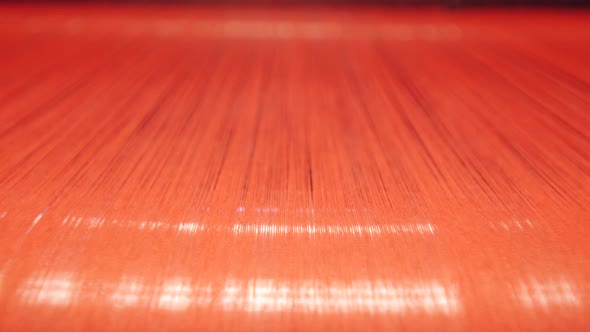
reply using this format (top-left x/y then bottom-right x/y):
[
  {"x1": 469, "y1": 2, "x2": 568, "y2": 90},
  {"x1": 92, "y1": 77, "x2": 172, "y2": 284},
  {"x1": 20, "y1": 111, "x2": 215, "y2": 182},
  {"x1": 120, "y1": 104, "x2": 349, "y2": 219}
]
[{"x1": 0, "y1": 5, "x2": 588, "y2": 331}]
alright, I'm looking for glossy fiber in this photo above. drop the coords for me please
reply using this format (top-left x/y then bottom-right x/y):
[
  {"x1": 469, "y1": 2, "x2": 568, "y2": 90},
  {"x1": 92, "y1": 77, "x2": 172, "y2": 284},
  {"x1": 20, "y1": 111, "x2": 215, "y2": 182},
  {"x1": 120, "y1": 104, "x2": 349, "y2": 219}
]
[{"x1": 0, "y1": 5, "x2": 589, "y2": 331}]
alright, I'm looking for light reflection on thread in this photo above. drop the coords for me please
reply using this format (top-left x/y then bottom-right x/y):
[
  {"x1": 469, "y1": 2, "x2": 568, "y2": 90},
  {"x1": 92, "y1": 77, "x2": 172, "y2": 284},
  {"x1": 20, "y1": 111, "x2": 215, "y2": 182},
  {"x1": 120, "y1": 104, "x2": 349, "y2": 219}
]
[
  {"x1": 21, "y1": 275, "x2": 585, "y2": 314},
  {"x1": 61, "y1": 215, "x2": 436, "y2": 236},
  {"x1": 108, "y1": 278, "x2": 458, "y2": 314},
  {"x1": 222, "y1": 280, "x2": 456, "y2": 313},
  {"x1": 519, "y1": 277, "x2": 580, "y2": 308},
  {"x1": 490, "y1": 219, "x2": 534, "y2": 232},
  {"x1": 26, "y1": 212, "x2": 46, "y2": 234},
  {"x1": 230, "y1": 223, "x2": 436, "y2": 236},
  {"x1": 17, "y1": 275, "x2": 457, "y2": 314},
  {"x1": 20, "y1": 275, "x2": 76, "y2": 306},
  {"x1": 157, "y1": 279, "x2": 200, "y2": 311},
  {"x1": 220, "y1": 279, "x2": 459, "y2": 314},
  {"x1": 16, "y1": 273, "x2": 583, "y2": 314},
  {"x1": 111, "y1": 277, "x2": 145, "y2": 307}
]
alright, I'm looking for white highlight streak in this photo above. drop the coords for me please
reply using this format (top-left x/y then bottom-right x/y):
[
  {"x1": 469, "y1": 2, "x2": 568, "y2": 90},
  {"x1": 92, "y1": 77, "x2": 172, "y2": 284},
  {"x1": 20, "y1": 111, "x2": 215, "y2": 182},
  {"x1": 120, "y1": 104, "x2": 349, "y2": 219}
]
[
  {"x1": 19, "y1": 274, "x2": 456, "y2": 315},
  {"x1": 519, "y1": 278, "x2": 580, "y2": 309},
  {"x1": 221, "y1": 279, "x2": 459, "y2": 314},
  {"x1": 61, "y1": 215, "x2": 436, "y2": 236},
  {"x1": 157, "y1": 279, "x2": 195, "y2": 311},
  {"x1": 491, "y1": 219, "x2": 534, "y2": 232},
  {"x1": 111, "y1": 278, "x2": 145, "y2": 307},
  {"x1": 26, "y1": 212, "x2": 46, "y2": 233},
  {"x1": 231, "y1": 223, "x2": 436, "y2": 236},
  {"x1": 20, "y1": 276, "x2": 75, "y2": 306},
  {"x1": 177, "y1": 222, "x2": 205, "y2": 234}
]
